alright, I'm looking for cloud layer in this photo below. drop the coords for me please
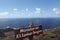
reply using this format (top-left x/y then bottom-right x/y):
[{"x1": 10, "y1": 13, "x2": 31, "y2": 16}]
[
  {"x1": 52, "y1": 8, "x2": 60, "y2": 15},
  {"x1": 35, "y1": 8, "x2": 41, "y2": 14},
  {"x1": 13, "y1": 8, "x2": 18, "y2": 11},
  {"x1": 0, "y1": 7, "x2": 60, "y2": 18}
]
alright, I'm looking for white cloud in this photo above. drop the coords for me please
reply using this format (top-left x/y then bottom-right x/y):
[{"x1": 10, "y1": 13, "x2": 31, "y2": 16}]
[
  {"x1": 25, "y1": 8, "x2": 29, "y2": 11},
  {"x1": 0, "y1": 12, "x2": 9, "y2": 18},
  {"x1": 9, "y1": 13, "x2": 20, "y2": 18},
  {"x1": 13, "y1": 8, "x2": 18, "y2": 11},
  {"x1": 35, "y1": 8, "x2": 41, "y2": 14},
  {"x1": 0, "y1": 11, "x2": 20, "y2": 18},
  {"x1": 55, "y1": 11, "x2": 59, "y2": 15},
  {"x1": 52, "y1": 8, "x2": 57, "y2": 12},
  {"x1": 52, "y1": 8, "x2": 60, "y2": 15},
  {"x1": 0, "y1": 12, "x2": 8, "y2": 16}
]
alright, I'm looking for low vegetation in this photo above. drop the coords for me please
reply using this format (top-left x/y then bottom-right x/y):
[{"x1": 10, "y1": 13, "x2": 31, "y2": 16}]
[
  {"x1": 36, "y1": 27, "x2": 60, "y2": 40},
  {"x1": 0, "y1": 27, "x2": 60, "y2": 40}
]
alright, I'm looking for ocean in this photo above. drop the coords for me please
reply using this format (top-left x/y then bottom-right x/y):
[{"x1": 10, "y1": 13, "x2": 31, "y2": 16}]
[{"x1": 0, "y1": 18, "x2": 60, "y2": 29}]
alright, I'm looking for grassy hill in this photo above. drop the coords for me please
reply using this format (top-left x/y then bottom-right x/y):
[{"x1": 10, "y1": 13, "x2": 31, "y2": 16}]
[
  {"x1": 0, "y1": 27, "x2": 60, "y2": 40},
  {"x1": 0, "y1": 28, "x2": 15, "y2": 40},
  {"x1": 36, "y1": 27, "x2": 60, "y2": 40}
]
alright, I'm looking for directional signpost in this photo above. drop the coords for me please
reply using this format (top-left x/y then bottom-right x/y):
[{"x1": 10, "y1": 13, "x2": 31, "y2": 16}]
[{"x1": 14, "y1": 25, "x2": 43, "y2": 40}]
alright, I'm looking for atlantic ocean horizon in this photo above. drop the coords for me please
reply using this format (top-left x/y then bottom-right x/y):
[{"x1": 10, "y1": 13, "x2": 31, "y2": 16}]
[{"x1": 0, "y1": 18, "x2": 60, "y2": 29}]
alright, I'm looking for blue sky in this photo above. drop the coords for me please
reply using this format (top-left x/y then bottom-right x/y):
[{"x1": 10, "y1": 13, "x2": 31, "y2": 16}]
[{"x1": 0, "y1": 0, "x2": 60, "y2": 18}]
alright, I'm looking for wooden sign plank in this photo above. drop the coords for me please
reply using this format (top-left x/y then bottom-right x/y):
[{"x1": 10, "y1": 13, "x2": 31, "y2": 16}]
[{"x1": 14, "y1": 25, "x2": 43, "y2": 40}]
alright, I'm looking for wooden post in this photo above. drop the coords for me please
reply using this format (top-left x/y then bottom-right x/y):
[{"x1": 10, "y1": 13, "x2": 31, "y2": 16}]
[{"x1": 29, "y1": 35, "x2": 33, "y2": 40}]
